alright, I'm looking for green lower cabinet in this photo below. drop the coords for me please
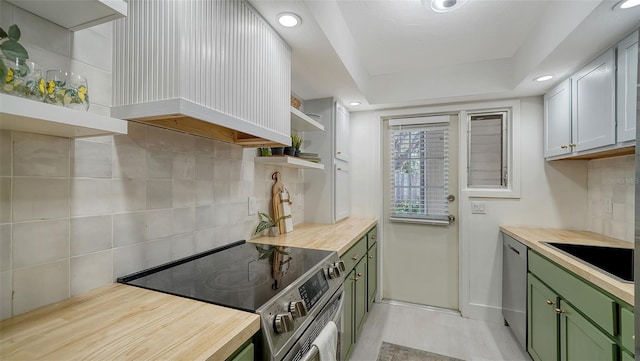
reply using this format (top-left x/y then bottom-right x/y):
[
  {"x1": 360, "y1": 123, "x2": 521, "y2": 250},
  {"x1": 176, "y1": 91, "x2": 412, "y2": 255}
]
[
  {"x1": 341, "y1": 268, "x2": 355, "y2": 360},
  {"x1": 367, "y1": 242, "x2": 377, "y2": 311},
  {"x1": 227, "y1": 342, "x2": 253, "y2": 361},
  {"x1": 559, "y1": 301, "x2": 616, "y2": 361},
  {"x1": 620, "y1": 306, "x2": 635, "y2": 353},
  {"x1": 622, "y1": 351, "x2": 634, "y2": 361},
  {"x1": 528, "y1": 274, "x2": 559, "y2": 361},
  {"x1": 354, "y1": 257, "x2": 367, "y2": 339}
]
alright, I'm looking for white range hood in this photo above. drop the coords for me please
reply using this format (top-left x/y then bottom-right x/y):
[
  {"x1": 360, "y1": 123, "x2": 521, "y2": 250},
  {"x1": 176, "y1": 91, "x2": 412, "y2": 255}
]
[{"x1": 110, "y1": 0, "x2": 292, "y2": 147}]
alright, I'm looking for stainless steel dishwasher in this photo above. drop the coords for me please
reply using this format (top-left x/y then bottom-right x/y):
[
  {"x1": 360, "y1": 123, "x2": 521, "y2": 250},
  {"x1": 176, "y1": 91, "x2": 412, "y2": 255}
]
[{"x1": 502, "y1": 233, "x2": 527, "y2": 351}]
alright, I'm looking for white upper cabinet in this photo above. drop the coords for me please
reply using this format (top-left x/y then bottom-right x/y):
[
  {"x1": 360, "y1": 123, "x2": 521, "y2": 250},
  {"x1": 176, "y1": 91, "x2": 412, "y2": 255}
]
[
  {"x1": 111, "y1": 0, "x2": 291, "y2": 147},
  {"x1": 6, "y1": 0, "x2": 127, "y2": 31},
  {"x1": 570, "y1": 48, "x2": 616, "y2": 152},
  {"x1": 335, "y1": 103, "x2": 350, "y2": 162},
  {"x1": 616, "y1": 30, "x2": 638, "y2": 143},
  {"x1": 544, "y1": 79, "x2": 572, "y2": 158}
]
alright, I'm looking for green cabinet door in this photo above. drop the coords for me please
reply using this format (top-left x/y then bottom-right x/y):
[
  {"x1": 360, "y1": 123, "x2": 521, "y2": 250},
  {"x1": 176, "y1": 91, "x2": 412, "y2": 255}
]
[
  {"x1": 559, "y1": 301, "x2": 616, "y2": 361},
  {"x1": 342, "y1": 269, "x2": 355, "y2": 361},
  {"x1": 367, "y1": 242, "x2": 377, "y2": 311},
  {"x1": 528, "y1": 274, "x2": 559, "y2": 361},
  {"x1": 227, "y1": 342, "x2": 253, "y2": 361},
  {"x1": 354, "y1": 257, "x2": 367, "y2": 340}
]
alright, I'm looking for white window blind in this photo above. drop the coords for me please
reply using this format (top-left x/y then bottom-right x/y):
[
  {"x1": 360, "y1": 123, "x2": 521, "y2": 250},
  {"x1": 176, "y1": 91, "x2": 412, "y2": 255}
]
[
  {"x1": 467, "y1": 111, "x2": 508, "y2": 188},
  {"x1": 389, "y1": 120, "x2": 449, "y2": 224}
]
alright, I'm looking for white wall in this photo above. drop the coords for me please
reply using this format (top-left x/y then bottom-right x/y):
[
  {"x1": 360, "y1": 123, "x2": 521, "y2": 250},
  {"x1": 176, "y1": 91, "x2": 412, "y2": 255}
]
[
  {"x1": 350, "y1": 96, "x2": 590, "y2": 322},
  {"x1": 0, "y1": 2, "x2": 305, "y2": 320}
]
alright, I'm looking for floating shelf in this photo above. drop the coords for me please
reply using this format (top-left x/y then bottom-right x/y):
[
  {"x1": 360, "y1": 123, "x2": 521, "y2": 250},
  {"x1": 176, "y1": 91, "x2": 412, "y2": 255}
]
[
  {"x1": 254, "y1": 155, "x2": 325, "y2": 170},
  {"x1": 0, "y1": 94, "x2": 128, "y2": 138},
  {"x1": 6, "y1": 0, "x2": 127, "y2": 31},
  {"x1": 291, "y1": 107, "x2": 325, "y2": 132}
]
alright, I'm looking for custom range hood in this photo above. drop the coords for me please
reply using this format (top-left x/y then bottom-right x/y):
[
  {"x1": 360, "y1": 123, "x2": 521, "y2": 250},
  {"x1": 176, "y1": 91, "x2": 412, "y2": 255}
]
[{"x1": 111, "y1": 0, "x2": 291, "y2": 147}]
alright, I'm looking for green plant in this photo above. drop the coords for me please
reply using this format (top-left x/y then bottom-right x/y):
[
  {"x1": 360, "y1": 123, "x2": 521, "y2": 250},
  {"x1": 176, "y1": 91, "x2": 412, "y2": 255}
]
[
  {"x1": 254, "y1": 212, "x2": 286, "y2": 235},
  {"x1": 0, "y1": 25, "x2": 29, "y2": 80},
  {"x1": 291, "y1": 133, "x2": 303, "y2": 150}
]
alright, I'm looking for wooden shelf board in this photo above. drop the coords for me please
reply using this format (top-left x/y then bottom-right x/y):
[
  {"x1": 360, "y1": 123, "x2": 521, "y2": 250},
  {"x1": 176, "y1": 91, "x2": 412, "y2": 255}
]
[
  {"x1": 291, "y1": 107, "x2": 325, "y2": 132},
  {"x1": 0, "y1": 94, "x2": 128, "y2": 138},
  {"x1": 6, "y1": 0, "x2": 127, "y2": 31},
  {"x1": 254, "y1": 155, "x2": 325, "y2": 170}
]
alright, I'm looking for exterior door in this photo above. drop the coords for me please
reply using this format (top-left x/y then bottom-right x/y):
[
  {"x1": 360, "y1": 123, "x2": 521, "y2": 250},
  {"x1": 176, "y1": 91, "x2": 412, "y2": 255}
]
[{"x1": 382, "y1": 115, "x2": 458, "y2": 309}]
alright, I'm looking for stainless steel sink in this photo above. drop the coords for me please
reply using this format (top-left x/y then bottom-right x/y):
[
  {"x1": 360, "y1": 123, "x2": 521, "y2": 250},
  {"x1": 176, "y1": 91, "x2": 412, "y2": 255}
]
[{"x1": 542, "y1": 242, "x2": 634, "y2": 283}]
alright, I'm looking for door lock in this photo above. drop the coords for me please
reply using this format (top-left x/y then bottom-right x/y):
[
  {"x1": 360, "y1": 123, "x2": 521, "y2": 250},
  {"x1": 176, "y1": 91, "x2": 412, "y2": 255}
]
[{"x1": 448, "y1": 215, "x2": 456, "y2": 223}]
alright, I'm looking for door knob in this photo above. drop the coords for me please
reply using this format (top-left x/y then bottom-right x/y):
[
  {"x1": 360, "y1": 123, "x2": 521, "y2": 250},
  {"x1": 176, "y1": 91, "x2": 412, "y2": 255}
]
[
  {"x1": 447, "y1": 194, "x2": 455, "y2": 202},
  {"x1": 448, "y1": 215, "x2": 455, "y2": 223}
]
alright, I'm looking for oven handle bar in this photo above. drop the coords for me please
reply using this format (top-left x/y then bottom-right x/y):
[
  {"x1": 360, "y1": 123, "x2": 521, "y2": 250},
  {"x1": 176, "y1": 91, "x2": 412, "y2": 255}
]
[{"x1": 299, "y1": 290, "x2": 345, "y2": 361}]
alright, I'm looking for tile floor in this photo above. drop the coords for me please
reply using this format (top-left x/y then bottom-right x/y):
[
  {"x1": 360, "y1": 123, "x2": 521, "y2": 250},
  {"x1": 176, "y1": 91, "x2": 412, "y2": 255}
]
[{"x1": 349, "y1": 302, "x2": 530, "y2": 361}]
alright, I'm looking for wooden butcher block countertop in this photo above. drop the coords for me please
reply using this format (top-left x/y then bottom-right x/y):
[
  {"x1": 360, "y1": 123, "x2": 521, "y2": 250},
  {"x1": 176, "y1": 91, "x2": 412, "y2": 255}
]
[
  {"x1": 500, "y1": 226, "x2": 634, "y2": 305},
  {"x1": 0, "y1": 284, "x2": 260, "y2": 361},
  {"x1": 252, "y1": 217, "x2": 377, "y2": 256}
]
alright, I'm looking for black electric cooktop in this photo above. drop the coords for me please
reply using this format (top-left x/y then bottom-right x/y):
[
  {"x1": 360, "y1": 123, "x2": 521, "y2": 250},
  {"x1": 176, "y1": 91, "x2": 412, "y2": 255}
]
[
  {"x1": 543, "y1": 242, "x2": 634, "y2": 283},
  {"x1": 117, "y1": 241, "x2": 334, "y2": 312}
]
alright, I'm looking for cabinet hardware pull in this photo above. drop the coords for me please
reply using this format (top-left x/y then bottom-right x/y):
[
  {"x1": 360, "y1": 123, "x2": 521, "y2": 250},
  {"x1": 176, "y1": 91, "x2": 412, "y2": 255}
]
[
  {"x1": 337, "y1": 168, "x2": 342, "y2": 171},
  {"x1": 353, "y1": 276, "x2": 359, "y2": 281},
  {"x1": 545, "y1": 300, "x2": 554, "y2": 305},
  {"x1": 555, "y1": 308, "x2": 564, "y2": 314},
  {"x1": 372, "y1": 235, "x2": 377, "y2": 240},
  {"x1": 352, "y1": 255, "x2": 359, "y2": 260},
  {"x1": 357, "y1": 272, "x2": 363, "y2": 277},
  {"x1": 369, "y1": 255, "x2": 373, "y2": 259},
  {"x1": 337, "y1": 152, "x2": 342, "y2": 154},
  {"x1": 569, "y1": 143, "x2": 576, "y2": 147},
  {"x1": 560, "y1": 145, "x2": 568, "y2": 149}
]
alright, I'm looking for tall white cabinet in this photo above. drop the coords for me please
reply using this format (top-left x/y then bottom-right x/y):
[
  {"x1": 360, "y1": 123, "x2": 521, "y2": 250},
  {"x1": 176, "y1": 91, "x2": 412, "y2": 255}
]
[
  {"x1": 616, "y1": 30, "x2": 639, "y2": 143},
  {"x1": 304, "y1": 98, "x2": 351, "y2": 223}
]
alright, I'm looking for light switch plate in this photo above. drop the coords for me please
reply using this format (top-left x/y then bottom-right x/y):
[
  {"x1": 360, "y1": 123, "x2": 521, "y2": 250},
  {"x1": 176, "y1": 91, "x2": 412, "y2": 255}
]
[
  {"x1": 248, "y1": 196, "x2": 257, "y2": 216},
  {"x1": 603, "y1": 198, "x2": 613, "y2": 214},
  {"x1": 471, "y1": 201, "x2": 487, "y2": 214}
]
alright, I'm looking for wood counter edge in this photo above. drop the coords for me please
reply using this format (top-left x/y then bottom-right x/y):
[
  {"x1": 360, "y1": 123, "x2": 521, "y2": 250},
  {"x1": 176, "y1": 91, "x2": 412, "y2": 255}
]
[
  {"x1": 500, "y1": 226, "x2": 634, "y2": 305},
  {"x1": 251, "y1": 218, "x2": 377, "y2": 256}
]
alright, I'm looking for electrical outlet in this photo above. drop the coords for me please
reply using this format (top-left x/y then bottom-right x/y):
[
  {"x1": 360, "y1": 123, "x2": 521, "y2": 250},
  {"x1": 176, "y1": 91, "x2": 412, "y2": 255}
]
[
  {"x1": 248, "y1": 196, "x2": 257, "y2": 216},
  {"x1": 471, "y1": 201, "x2": 487, "y2": 214},
  {"x1": 603, "y1": 198, "x2": 613, "y2": 214}
]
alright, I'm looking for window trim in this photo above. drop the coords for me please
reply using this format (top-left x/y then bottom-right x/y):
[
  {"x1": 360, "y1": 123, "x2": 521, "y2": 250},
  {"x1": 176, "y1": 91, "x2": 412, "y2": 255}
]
[{"x1": 460, "y1": 100, "x2": 520, "y2": 199}]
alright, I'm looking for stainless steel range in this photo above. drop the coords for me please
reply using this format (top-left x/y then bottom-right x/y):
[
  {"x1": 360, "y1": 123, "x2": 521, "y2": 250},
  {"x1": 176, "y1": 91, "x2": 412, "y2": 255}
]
[{"x1": 118, "y1": 241, "x2": 345, "y2": 361}]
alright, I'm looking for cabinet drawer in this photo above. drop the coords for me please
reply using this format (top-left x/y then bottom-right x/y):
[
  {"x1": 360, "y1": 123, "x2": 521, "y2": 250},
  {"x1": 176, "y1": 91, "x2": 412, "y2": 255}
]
[
  {"x1": 529, "y1": 250, "x2": 616, "y2": 336},
  {"x1": 341, "y1": 237, "x2": 367, "y2": 271},
  {"x1": 620, "y1": 306, "x2": 634, "y2": 352},
  {"x1": 367, "y1": 226, "x2": 378, "y2": 249}
]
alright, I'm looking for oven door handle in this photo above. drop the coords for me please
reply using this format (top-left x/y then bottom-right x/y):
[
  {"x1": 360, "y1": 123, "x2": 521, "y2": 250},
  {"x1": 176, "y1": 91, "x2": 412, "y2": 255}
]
[{"x1": 299, "y1": 289, "x2": 345, "y2": 361}]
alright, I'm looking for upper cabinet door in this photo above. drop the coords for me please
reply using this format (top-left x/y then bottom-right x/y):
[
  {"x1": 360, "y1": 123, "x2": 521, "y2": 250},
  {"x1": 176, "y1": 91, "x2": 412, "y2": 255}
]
[
  {"x1": 544, "y1": 79, "x2": 572, "y2": 158},
  {"x1": 571, "y1": 49, "x2": 616, "y2": 152},
  {"x1": 616, "y1": 30, "x2": 639, "y2": 143},
  {"x1": 335, "y1": 103, "x2": 350, "y2": 162}
]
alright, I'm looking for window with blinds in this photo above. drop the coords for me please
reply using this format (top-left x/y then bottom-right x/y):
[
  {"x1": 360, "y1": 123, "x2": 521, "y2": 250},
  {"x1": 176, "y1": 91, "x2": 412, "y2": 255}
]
[
  {"x1": 389, "y1": 117, "x2": 449, "y2": 224},
  {"x1": 467, "y1": 111, "x2": 508, "y2": 188}
]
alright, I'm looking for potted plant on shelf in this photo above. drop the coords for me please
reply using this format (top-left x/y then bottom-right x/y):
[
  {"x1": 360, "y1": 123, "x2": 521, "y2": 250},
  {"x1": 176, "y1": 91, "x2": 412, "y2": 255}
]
[
  {"x1": 259, "y1": 147, "x2": 272, "y2": 156},
  {"x1": 291, "y1": 133, "x2": 303, "y2": 157},
  {"x1": 254, "y1": 212, "x2": 286, "y2": 237},
  {"x1": 271, "y1": 146, "x2": 285, "y2": 155}
]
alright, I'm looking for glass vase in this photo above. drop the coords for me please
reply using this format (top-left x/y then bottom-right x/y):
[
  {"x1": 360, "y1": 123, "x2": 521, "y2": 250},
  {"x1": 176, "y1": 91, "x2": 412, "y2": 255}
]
[
  {"x1": 1, "y1": 57, "x2": 45, "y2": 101},
  {"x1": 45, "y1": 70, "x2": 90, "y2": 111}
]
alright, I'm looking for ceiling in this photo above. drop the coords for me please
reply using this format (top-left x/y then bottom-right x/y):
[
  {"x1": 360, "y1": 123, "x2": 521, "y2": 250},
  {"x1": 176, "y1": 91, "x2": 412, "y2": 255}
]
[{"x1": 249, "y1": 0, "x2": 640, "y2": 111}]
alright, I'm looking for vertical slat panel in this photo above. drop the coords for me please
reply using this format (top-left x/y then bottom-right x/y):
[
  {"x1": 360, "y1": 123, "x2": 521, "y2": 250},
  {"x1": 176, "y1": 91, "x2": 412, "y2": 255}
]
[{"x1": 113, "y1": 0, "x2": 290, "y2": 140}]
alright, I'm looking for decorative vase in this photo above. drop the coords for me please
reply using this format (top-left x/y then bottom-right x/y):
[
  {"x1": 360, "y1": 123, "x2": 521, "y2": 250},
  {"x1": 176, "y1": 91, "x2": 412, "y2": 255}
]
[
  {"x1": 284, "y1": 146, "x2": 295, "y2": 156},
  {"x1": 259, "y1": 148, "x2": 272, "y2": 156},
  {"x1": 1, "y1": 57, "x2": 45, "y2": 101},
  {"x1": 294, "y1": 149, "x2": 301, "y2": 157},
  {"x1": 269, "y1": 227, "x2": 280, "y2": 237},
  {"x1": 271, "y1": 147, "x2": 285, "y2": 155},
  {"x1": 45, "y1": 70, "x2": 89, "y2": 111}
]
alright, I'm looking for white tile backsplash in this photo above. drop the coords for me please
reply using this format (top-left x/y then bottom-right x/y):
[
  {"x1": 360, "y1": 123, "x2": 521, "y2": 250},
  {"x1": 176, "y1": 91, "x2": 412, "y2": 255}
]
[
  {"x1": 112, "y1": 179, "x2": 146, "y2": 212},
  {"x1": 587, "y1": 155, "x2": 635, "y2": 242},
  {"x1": 12, "y1": 219, "x2": 69, "y2": 268},
  {"x1": 0, "y1": 270, "x2": 11, "y2": 319},
  {"x1": 70, "y1": 250, "x2": 112, "y2": 296},
  {"x1": 71, "y1": 178, "x2": 113, "y2": 216},
  {"x1": 70, "y1": 215, "x2": 112, "y2": 256},
  {"x1": 113, "y1": 212, "x2": 146, "y2": 247},
  {"x1": 72, "y1": 140, "x2": 112, "y2": 178},
  {"x1": 12, "y1": 260, "x2": 69, "y2": 315},
  {"x1": 0, "y1": 178, "x2": 10, "y2": 223},
  {"x1": 0, "y1": 131, "x2": 11, "y2": 177},
  {"x1": 0, "y1": 224, "x2": 11, "y2": 271},
  {"x1": 71, "y1": 25, "x2": 112, "y2": 71},
  {"x1": 13, "y1": 133, "x2": 69, "y2": 177},
  {"x1": 146, "y1": 180, "x2": 172, "y2": 210},
  {"x1": 13, "y1": 178, "x2": 69, "y2": 222}
]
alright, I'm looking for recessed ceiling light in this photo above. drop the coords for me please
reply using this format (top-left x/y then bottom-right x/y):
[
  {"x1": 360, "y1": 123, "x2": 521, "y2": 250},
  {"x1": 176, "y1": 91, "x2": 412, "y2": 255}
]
[
  {"x1": 429, "y1": 0, "x2": 468, "y2": 12},
  {"x1": 277, "y1": 13, "x2": 301, "y2": 27},
  {"x1": 349, "y1": 101, "x2": 361, "y2": 106},
  {"x1": 533, "y1": 75, "x2": 554, "y2": 82},
  {"x1": 613, "y1": 0, "x2": 640, "y2": 9}
]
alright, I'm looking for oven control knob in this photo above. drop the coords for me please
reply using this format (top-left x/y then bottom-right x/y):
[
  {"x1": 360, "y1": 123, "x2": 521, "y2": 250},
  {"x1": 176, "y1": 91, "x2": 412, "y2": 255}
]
[
  {"x1": 274, "y1": 312, "x2": 294, "y2": 334},
  {"x1": 328, "y1": 265, "x2": 342, "y2": 279},
  {"x1": 289, "y1": 301, "x2": 308, "y2": 318},
  {"x1": 334, "y1": 261, "x2": 346, "y2": 272}
]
